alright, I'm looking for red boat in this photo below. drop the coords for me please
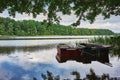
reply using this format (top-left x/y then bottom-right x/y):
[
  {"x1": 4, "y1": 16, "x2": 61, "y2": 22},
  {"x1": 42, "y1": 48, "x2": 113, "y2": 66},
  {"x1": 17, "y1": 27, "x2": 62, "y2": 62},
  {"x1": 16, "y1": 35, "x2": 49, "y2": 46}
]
[{"x1": 56, "y1": 43, "x2": 111, "y2": 64}]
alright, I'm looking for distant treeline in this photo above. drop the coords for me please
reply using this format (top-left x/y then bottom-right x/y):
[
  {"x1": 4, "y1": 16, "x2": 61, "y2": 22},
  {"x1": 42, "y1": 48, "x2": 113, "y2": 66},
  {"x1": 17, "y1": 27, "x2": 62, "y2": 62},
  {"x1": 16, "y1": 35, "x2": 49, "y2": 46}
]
[{"x1": 0, "y1": 17, "x2": 114, "y2": 36}]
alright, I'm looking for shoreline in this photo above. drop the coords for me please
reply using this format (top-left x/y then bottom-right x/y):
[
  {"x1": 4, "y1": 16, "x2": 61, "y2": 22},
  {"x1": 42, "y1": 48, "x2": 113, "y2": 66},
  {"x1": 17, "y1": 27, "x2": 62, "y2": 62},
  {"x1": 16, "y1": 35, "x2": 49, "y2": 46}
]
[{"x1": 0, "y1": 35, "x2": 112, "y2": 40}]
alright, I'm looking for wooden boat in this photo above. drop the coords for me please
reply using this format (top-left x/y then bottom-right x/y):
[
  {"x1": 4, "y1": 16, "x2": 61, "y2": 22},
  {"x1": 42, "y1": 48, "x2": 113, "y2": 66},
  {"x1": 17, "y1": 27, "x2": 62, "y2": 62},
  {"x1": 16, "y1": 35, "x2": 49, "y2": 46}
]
[{"x1": 56, "y1": 43, "x2": 111, "y2": 64}]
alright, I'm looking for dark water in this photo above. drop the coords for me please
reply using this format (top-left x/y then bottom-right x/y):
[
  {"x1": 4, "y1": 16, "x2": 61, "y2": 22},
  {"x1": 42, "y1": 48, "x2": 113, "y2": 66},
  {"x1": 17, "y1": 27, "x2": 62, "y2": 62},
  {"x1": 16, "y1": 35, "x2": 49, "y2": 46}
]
[{"x1": 0, "y1": 39, "x2": 120, "y2": 80}]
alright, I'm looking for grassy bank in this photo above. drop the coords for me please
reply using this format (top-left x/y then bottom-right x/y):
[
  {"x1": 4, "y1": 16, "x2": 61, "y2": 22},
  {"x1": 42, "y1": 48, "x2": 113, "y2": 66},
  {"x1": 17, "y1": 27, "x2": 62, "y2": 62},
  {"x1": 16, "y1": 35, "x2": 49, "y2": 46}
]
[{"x1": 88, "y1": 36, "x2": 112, "y2": 45}]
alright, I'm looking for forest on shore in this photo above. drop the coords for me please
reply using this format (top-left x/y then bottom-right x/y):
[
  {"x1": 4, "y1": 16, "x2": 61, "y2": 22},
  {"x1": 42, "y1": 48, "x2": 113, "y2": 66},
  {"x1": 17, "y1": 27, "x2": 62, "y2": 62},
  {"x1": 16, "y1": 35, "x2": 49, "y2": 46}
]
[{"x1": 0, "y1": 17, "x2": 114, "y2": 36}]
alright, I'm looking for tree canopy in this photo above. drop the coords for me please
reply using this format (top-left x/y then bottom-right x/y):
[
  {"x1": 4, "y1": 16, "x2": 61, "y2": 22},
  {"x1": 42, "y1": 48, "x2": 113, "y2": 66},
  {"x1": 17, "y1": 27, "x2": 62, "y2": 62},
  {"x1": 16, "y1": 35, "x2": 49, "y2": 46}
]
[
  {"x1": 0, "y1": 17, "x2": 114, "y2": 36},
  {"x1": 0, "y1": 0, "x2": 120, "y2": 26}
]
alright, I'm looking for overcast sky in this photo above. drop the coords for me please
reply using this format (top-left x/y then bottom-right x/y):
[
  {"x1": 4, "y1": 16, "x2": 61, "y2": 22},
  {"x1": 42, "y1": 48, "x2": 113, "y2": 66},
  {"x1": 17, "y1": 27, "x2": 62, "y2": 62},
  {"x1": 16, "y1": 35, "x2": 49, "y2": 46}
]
[{"x1": 0, "y1": 10, "x2": 120, "y2": 33}]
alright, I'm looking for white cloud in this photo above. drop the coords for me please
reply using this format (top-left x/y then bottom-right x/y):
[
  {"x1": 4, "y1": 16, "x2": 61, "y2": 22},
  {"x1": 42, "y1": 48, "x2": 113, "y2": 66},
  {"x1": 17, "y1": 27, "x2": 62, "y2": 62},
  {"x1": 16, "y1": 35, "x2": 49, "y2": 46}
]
[
  {"x1": 0, "y1": 10, "x2": 10, "y2": 18},
  {"x1": 22, "y1": 74, "x2": 30, "y2": 80},
  {"x1": 59, "y1": 14, "x2": 120, "y2": 32},
  {"x1": 59, "y1": 12, "x2": 77, "y2": 25},
  {"x1": 58, "y1": 13, "x2": 120, "y2": 33},
  {"x1": 80, "y1": 21, "x2": 119, "y2": 29}
]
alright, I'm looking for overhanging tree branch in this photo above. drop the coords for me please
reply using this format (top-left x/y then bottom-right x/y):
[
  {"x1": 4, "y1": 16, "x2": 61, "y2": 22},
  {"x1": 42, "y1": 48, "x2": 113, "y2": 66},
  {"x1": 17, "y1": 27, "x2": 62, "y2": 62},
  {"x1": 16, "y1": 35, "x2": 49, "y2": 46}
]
[{"x1": 0, "y1": 0, "x2": 120, "y2": 26}]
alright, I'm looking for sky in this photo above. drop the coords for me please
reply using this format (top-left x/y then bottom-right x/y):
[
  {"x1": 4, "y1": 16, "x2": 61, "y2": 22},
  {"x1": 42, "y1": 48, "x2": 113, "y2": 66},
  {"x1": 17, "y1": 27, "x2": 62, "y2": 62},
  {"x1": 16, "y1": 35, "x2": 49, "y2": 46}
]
[{"x1": 0, "y1": 10, "x2": 120, "y2": 33}]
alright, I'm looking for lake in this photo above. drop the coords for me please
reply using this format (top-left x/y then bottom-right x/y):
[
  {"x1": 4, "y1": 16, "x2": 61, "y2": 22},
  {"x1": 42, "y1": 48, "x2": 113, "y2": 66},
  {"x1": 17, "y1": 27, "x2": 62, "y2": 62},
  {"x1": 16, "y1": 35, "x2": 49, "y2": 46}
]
[{"x1": 0, "y1": 36, "x2": 119, "y2": 80}]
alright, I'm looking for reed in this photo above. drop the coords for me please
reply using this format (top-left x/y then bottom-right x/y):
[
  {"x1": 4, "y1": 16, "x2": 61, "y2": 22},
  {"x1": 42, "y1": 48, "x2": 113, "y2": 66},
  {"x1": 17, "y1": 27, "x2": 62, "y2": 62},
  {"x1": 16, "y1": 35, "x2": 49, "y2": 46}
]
[{"x1": 88, "y1": 36, "x2": 111, "y2": 45}]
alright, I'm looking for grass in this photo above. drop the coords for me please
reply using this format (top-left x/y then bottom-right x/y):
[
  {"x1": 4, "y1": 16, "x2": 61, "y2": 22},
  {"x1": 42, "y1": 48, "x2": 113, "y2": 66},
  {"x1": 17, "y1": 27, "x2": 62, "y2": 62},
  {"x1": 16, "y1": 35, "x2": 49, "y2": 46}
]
[{"x1": 88, "y1": 36, "x2": 112, "y2": 45}]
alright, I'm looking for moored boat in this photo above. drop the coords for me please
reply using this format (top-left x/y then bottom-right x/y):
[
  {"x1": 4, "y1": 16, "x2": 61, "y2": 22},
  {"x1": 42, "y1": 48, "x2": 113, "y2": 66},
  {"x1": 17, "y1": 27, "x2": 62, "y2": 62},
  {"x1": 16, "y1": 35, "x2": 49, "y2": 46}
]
[{"x1": 56, "y1": 43, "x2": 111, "y2": 64}]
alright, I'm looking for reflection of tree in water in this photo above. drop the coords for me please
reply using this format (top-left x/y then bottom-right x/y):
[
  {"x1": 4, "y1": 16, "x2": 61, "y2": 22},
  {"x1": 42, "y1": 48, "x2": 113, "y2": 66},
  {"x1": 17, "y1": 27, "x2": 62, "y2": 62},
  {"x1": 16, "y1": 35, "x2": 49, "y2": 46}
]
[
  {"x1": 0, "y1": 47, "x2": 15, "y2": 54},
  {"x1": 33, "y1": 69, "x2": 119, "y2": 80},
  {"x1": 0, "y1": 44, "x2": 56, "y2": 54}
]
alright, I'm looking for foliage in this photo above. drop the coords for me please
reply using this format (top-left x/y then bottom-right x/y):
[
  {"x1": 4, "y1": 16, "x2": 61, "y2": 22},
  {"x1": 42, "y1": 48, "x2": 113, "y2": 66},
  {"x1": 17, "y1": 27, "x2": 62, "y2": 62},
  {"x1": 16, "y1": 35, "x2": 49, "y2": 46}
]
[
  {"x1": 33, "y1": 69, "x2": 118, "y2": 80},
  {"x1": 0, "y1": 17, "x2": 114, "y2": 36},
  {"x1": 0, "y1": 0, "x2": 120, "y2": 26},
  {"x1": 41, "y1": 71, "x2": 60, "y2": 80}
]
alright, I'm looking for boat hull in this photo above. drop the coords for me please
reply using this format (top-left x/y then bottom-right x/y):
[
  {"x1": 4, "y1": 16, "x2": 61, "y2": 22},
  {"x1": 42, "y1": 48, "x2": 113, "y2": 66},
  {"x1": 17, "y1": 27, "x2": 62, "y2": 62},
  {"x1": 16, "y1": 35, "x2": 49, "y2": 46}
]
[{"x1": 56, "y1": 43, "x2": 110, "y2": 64}]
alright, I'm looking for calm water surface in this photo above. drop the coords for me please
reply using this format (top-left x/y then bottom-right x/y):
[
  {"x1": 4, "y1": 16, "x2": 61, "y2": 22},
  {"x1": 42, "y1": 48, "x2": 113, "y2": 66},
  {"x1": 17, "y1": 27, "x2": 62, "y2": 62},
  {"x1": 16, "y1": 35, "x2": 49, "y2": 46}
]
[{"x1": 0, "y1": 36, "x2": 120, "y2": 80}]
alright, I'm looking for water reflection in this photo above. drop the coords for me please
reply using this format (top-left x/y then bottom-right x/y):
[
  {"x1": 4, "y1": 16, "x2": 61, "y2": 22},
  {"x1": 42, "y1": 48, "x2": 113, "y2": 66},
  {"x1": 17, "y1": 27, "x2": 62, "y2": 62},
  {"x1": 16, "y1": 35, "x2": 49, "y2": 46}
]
[
  {"x1": 0, "y1": 44, "x2": 56, "y2": 54},
  {"x1": 0, "y1": 39, "x2": 120, "y2": 80}
]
